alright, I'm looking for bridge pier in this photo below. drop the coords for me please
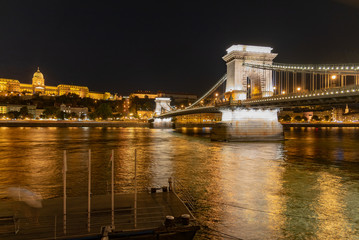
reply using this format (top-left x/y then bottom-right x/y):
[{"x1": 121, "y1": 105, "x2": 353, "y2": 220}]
[
  {"x1": 211, "y1": 108, "x2": 284, "y2": 141},
  {"x1": 152, "y1": 118, "x2": 173, "y2": 128}
]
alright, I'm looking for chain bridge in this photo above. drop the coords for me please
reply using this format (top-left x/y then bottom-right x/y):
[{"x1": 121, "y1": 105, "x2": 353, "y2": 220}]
[{"x1": 152, "y1": 44, "x2": 359, "y2": 141}]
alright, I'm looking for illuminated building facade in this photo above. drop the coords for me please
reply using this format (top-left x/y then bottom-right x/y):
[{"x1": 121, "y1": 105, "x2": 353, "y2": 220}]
[
  {"x1": 129, "y1": 91, "x2": 158, "y2": 99},
  {"x1": 0, "y1": 68, "x2": 115, "y2": 100}
]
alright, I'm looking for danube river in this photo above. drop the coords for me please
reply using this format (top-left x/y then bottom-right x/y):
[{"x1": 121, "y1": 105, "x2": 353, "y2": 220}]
[{"x1": 1, "y1": 126, "x2": 359, "y2": 239}]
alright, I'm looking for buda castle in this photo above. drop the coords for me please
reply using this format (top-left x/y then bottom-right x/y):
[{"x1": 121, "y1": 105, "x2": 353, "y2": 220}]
[{"x1": 0, "y1": 68, "x2": 115, "y2": 100}]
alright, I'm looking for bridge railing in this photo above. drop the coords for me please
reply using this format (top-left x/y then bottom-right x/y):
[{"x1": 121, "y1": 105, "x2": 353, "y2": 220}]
[
  {"x1": 244, "y1": 85, "x2": 359, "y2": 104},
  {"x1": 244, "y1": 62, "x2": 359, "y2": 73}
]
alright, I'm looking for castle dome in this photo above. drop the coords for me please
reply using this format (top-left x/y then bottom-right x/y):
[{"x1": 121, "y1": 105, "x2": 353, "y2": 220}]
[{"x1": 33, "y1": 67, "x2": 44, "y2": 79}]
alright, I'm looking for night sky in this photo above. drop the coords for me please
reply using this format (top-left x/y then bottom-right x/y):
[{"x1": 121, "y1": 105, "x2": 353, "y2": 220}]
[{"x1": 1, "y1": 0, "x2": 359, "y2": 96}]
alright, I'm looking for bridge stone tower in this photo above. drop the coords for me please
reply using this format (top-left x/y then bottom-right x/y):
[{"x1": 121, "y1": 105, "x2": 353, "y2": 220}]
[
  {"x1": 153, "y1": 97, "x2": 173, "y2": 128},
  {"x1": 154, "y1": 97, "x2": 172, "y2": 116},
  {"x1": 223, "y1": 44, "x2": 277, "y2": 100}
]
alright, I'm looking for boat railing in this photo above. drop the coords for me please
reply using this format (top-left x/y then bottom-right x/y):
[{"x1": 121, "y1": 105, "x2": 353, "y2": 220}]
[
  {"x1": 1, "y1": 205, "x2": 166, "y2": 239},
  {"x1": 171, "y1": 177, "x2": 197, "y2": 216}
]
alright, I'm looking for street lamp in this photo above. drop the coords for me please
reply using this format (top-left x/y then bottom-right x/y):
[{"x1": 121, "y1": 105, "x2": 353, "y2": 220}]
[
  {"x1": 297, "y1": 87, "x2": 301, "y2": 92},
  {"x1": 282, "y1": 90, "x2": 286, "y2": 94},
  {"x1": 331, "y1": 75, "x2": 338, "y2": 87}
]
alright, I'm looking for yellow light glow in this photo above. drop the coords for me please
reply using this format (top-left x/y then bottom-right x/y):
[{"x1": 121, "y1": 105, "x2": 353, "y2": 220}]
[
  {"x1": 282, "y1": 91, "x2": 286, "y2": 94},
  {"x1": 297, "y1": 87, "x2": 301, "y2": 91},
  {"x1": 273, "y1": 86, "x2": 276, "y2": 90},
  {"x1": 331, "y1": 75, "x2": 337, "y2": 80}
]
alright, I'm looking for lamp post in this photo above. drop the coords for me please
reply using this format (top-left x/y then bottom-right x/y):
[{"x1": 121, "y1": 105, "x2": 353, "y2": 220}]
[
  {"x1": 247, "y1": 84, "x2": 251, "y2": 99},
  {"x1": 331, "y1": 74, "x2": 338, "y2": 87}
]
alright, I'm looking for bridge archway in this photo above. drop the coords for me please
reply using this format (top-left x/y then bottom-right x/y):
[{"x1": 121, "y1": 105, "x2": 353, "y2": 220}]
[
  {"x1": 223, "y1": 44, "x2": 277, "y2": 101},
  {"x1": 247, "y1": 70, "x2": 263, "y2": 99}
]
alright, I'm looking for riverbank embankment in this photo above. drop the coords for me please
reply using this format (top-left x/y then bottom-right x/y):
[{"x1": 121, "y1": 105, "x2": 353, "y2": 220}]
[
  {"x1": 0, "y1": 120, "x2": 150, "y2": 127},
  {"x1": 282, "y1": 122, "x2": 359, "y2": 127}
]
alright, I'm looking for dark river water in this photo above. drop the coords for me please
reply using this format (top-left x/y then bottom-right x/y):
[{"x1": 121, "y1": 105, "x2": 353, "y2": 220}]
[{"x1": 1, "y1": 126, "x2": 359, "y2": 239}]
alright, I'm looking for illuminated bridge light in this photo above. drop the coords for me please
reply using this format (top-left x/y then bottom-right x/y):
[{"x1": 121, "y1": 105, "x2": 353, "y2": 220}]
[
  {"x1": 331, "y1": 92, "x2": 334, "y2": 94},
  {"x1": 336, "y1": 67, "x2": 339, "y2": 70},
  {"x1": 319, "y1": 67, "x2": 322, "y2": 70},
  {"x1": 346, "y1": 67, "x2": 349, "y2": 70}
]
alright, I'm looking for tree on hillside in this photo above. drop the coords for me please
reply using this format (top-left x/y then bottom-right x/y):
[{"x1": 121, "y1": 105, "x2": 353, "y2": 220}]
[
  {"x1": 95, "y1": 103, "x2": 112, "y2": 120},
  {"x1": 311, "y1": 115, "x2": 320, "y2": 121},
  {"x1": 43, "y1": 106, "x2": 59, "y2": 118},
  {"x1": 19, "y1": 106, "x2": 28, "y2": 118},
  {"x1": 282, "y1": 114, "x2": 291, "y2": 122},
  {"x1": 294, "y1": 116, "x2": 302, "y2": 122},
  {"x1": 7, "y1": 111, "x2": 20, "y2": 119}
]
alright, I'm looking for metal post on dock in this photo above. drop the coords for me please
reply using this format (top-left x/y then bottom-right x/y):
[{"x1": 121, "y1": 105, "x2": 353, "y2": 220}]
[
  {"x1": 134, "y1": 149, "x2": 137, "y2": 228},
  {"x1": 172, "y1": 176, "x2": 176, "y2": 193},
  {"x1": 88, "y1": 149, "x2": 91, "y2": 233},
  {"x1": 54, "y1": 215, "x2": 57, "y2": 239},
  {"x1": 111, "y1": 149, "x2": 115, "y2": 228},
  {"x1": 168, "y1": 177, "x2": 172, "y2": 192},
  {"x1": 63, "y1": 150, "x2": 67, "y2": 235}
]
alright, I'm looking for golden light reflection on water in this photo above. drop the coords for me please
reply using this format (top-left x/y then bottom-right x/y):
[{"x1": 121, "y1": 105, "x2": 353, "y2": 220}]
[
  {"x1": 1, "y1": 127, "x2": 359, "y2": 239},
  {"x1": 315, "y1": 171, "x2": 349, "y2": 239}
]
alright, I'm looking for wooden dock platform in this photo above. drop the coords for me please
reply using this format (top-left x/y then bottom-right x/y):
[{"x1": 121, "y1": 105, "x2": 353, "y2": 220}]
[{"x1": 0, "y1": 191, "x2": 198, "y2": 239}]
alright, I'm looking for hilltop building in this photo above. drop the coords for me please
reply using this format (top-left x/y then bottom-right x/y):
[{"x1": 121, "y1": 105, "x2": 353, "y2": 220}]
[{"x1": 0, "y1": 68, "x2": 116, "y2": 100}]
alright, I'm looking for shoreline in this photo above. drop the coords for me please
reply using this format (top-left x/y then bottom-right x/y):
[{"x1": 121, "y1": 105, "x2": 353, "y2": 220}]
[
  {"x1": 282, "y1": 122, "x2": 359, "y2": 127},
  {"x1": 1, "y1": 121, "x2": 359, "y2": 128},
  {"x1": 0, "y1": 120, "x2": 150, "y2": 128}
]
